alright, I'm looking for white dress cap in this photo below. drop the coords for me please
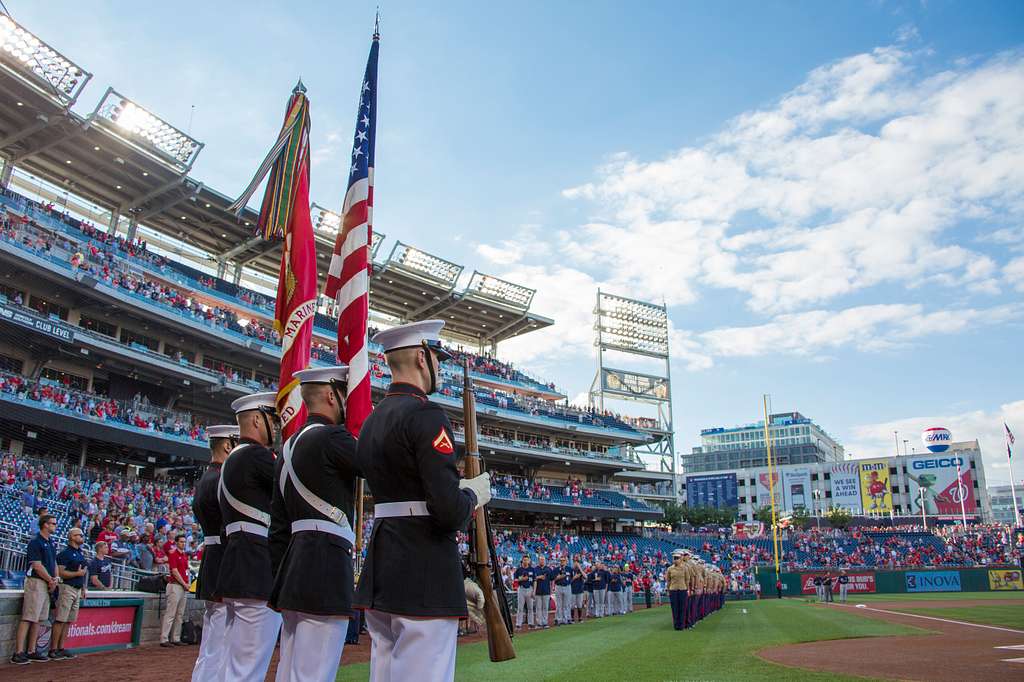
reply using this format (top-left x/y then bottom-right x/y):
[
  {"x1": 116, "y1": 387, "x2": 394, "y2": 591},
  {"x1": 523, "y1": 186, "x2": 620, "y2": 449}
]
[
  {"x1": 292, "y1": 365, "x2": 349, "y2": 384},
  {"x1": 207, "y1": 425, "x2": 240, "y2": 439},
  {"x1": 230, "y1": 391, "x2": 278, "y2": 414},
  {"x1": 371, "y1": 319, "x2": 452, "y2": 359}
]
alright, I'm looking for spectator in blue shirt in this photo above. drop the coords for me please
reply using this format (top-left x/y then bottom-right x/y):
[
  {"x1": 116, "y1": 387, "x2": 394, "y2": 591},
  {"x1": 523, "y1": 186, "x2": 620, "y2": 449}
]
[
  {"x1": 89, "y1": 541, "x2": 113, "y2": 589},
  {"x1": 11, "y1": 515, "x2": 58, "y2": 665},
  {"x1": 52, "y1": 528, "x2": 89, "y2": 659}
]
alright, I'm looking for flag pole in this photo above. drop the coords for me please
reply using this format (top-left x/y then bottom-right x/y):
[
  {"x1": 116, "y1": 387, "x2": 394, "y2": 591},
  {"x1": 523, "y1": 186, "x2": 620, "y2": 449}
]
[
  {"x1": 1007, "y1": 428, "x2": 1021, "y2": 527},
  {"x1": 762, "y1": 395, "x2": 781, "y2": 582},
  {"x1": 956, "y1": 460, "x2": 967, "y2": 528}
]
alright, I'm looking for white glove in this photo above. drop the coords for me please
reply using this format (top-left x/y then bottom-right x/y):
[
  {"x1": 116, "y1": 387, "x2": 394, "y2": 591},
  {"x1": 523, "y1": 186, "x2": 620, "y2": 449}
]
[{"x1": 459, "y1": 472, "x2": 492, "y2": 509}]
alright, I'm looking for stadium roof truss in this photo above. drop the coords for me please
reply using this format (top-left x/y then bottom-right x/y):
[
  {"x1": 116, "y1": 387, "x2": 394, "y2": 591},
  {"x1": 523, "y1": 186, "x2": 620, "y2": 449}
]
[{"x1": 0, "y1": 13, "x2": 553, "y2": 348}]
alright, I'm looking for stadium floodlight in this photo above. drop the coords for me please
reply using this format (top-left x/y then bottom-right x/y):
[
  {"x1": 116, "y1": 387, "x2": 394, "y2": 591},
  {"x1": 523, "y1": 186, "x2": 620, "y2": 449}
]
[
  {"x1": 596, "y1": 292, "x2": 669, "y2": 357},
  {"x1": 311, "y1": 202, "x2": 385, "y2": 257},
  {"x1": 388, "y1": 241, "x2": 462, "y2": 288},
  {"x1": 0, "y1": 13, "x2": 91, "y2": 106},
  {"x1": 466, "y1": 271, "x2": 534, "y2": 310},
  {"x1": 92, "y1": 87, "x2": 203, "y2": 171}
]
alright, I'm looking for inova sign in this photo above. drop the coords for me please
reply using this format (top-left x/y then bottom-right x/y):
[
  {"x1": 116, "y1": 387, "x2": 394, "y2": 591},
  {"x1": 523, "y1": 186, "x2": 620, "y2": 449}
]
[{"x1": 921, "y1": 427, "x2": 952, "y2": 453}]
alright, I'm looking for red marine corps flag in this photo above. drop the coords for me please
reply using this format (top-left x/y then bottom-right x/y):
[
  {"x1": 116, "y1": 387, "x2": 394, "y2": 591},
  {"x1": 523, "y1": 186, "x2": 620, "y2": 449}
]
[
  {"x1": 230, "y1": 82, "x2": 318, "y2": 439},
  {"x1": 323, "y1": 21, "x2": 379, "y2": 436}
]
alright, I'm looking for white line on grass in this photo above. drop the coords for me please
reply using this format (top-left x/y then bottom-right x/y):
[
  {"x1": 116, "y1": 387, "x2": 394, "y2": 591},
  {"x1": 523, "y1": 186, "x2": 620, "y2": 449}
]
[{"x1": 832, "y1": 603, "x2": 1024, "y2": 635}]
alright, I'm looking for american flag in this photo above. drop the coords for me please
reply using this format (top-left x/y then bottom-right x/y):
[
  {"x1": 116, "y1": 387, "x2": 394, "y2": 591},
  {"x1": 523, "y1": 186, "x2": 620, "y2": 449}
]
[
  {"x1": 323, "y1": 25, "x2": 379, "y2": 435},
  {"x1": 1007, "y1": 422, "x2": 1016, "y2": 460}
]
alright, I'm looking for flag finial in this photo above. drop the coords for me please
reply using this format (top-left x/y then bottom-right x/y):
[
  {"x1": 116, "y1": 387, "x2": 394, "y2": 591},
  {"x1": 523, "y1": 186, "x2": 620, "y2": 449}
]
[
  {"x1": 374, "y1": 7, "x2": 381, "y2": 39},
  {"x1": 293, "y1": 79, "x2": 307, "y2": 95}
]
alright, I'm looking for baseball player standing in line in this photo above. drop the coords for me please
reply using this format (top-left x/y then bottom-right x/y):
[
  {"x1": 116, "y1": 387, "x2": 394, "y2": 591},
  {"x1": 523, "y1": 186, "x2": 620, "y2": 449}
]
[
  {"x1": 553, "y1": 556, "x2": 573, "y2": 625},
  {"x1": 514, "y1": 556, "x2": 536, "y2": 630}
]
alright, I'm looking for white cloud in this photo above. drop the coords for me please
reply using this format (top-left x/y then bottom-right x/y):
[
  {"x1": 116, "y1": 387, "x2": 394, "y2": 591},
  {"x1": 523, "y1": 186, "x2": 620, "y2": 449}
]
[
  {"x1": 844, "y1": 400, "x2": 1024, "y2": 486},
  {"x1": 1004, "y1": 256, "x2": 1024, "y2": 292},
  {"x1": 522, "y1": 47, "x2": 1024, "y2": 314}
]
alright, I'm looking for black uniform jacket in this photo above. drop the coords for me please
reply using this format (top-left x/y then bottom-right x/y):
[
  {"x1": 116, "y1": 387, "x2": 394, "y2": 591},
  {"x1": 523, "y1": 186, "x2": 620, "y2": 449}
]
[
  {"x1": 216, "y1": 438, "x2": 276, "y2": 601},
  {"x1": 192, "y1": 462, "x2": 224, "y2": 601},
  {"x1": 269, "y1": 413, "x2": 361, "y2": 615},
  {"x1": 354, "y1": 383, "x2": 476, "y2": 618}
]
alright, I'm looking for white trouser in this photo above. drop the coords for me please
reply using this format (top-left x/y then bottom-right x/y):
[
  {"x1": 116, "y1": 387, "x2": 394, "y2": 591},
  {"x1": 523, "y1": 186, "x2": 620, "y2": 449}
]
[
  {"x1": 555, "y1": 585, "x2": 572, "y2": 623},
  {"x1": 192, "y1": 601, "x2": 227, "y2": 682},
  {"x1": 608, "y1": 591, "x2": 620, "y2": 614},
  {"x1": 515, "y1": 587, "x2": 534, "y2": 627},
  {"x1": 624, "y1": 587, "x2": 632, "y2": 611},
  {"x1": 276, "y1": 610, "x2": 348, "y2": 682},
  {"x1": 594, "y1": 589, "x2": 607, "y2": 616},
  {"x1": 840, "y1": 584, "x2": 848, "y2": 602},
  {"x1": 162, "y1": 583, "x2": 187, "y2": 643},
  {"x1": 572, "y1": 591, "x2": 585, "y2": 613},
  {"x1": 221, "y1": 598, "x2": 282, "y2": 682},
  {"x1": 533, "y1": 592, "x2": 548, "y2": 627},
  {"x1": 365, "y1": 610, "x2": 458, "y2": 682}
]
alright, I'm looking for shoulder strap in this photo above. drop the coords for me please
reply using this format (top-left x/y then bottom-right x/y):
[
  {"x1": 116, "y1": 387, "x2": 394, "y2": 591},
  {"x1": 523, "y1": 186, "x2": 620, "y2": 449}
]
[
  {"x1": 279, "y1": 423, "x2": 352, "y2": 527},
  {"x1": 218, "y1": 444, "x2": 271, "y2": 526}
]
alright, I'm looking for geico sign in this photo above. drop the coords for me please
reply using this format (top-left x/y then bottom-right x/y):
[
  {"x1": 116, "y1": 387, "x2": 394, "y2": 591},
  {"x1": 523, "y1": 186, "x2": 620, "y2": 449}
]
[{"x1": 912, "y1": 457, "x2": 964, "y2": 470}]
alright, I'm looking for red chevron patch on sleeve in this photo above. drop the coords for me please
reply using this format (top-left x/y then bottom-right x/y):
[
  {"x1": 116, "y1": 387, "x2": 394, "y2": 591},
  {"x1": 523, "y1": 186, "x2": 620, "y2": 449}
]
[{"x1": 432, "y1": 428, "x2": 454, "y2": 454}]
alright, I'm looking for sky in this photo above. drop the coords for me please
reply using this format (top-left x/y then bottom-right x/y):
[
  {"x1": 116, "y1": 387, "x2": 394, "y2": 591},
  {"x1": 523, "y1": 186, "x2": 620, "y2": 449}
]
[{"x1": 9, "y1": 1, "x2": 1024, "y2": 484}]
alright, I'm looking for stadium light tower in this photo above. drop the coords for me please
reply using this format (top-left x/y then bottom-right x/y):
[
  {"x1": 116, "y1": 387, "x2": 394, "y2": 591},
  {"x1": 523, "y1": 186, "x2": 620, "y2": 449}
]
[
  {"x1": 589, "y1": 290, "x2": 677, "y2": 501},
  {"x1": 311, "y1": 202, "x2": 384, "y2": 257},
  {"x1": 0, "y1": 13, "x2": 92, "y2": 106},
  {"x1": 91, "y1": 87, "x2": 203, "y2": 172}
]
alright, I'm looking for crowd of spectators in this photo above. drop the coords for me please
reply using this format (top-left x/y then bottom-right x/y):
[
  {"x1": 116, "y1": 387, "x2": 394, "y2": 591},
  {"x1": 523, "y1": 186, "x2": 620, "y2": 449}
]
[
  {"x1": 1, "y1": 452, "x2": 202, "y2": 576},
  {"x1": 0, "y1": 372, "x2": 207, "y2": 443}
]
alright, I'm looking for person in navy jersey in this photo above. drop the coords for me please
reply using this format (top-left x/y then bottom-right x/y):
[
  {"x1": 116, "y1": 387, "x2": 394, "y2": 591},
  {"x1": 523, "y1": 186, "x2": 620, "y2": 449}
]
[
  {"x1": 553, "y1": 556, "x2": 573, "y2": 625},
  {"x1": 11, "y1": 515, "x2": 58, "y2": 665},
  {"x1": 88, "y1": 541, "x2": 113, "y2": 589},
  {"x1": 584, "y1": 565, "x2": 596, "y2": 618},
  {"x1": 570, "y1": 562, "x2": 586, "y2": 624},
  {"x1": 533, "y1": 555, "x2": 553, "y2": 628},
  {"x1": 607, "y1": 565, "x2": 623, "y2": 615},
  {"x1": 592, "y1": 562, "x2": 609, "y2": 617},
  {"x1": 621, "y1": 566, "x2": 634, "y2": 613},
  {"x1": 514, "y1": 555, "x2": 536, "y2": 630}
]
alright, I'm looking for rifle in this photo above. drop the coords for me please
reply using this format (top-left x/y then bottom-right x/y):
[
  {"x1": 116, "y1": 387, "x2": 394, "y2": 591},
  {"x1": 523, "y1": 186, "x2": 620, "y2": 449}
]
[{"x1": 462, "y1": 360, "x2": 516, "y2": 662}]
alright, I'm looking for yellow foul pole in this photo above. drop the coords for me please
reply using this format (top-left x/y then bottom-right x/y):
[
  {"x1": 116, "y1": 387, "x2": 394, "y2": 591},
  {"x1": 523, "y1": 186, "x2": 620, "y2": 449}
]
[{"x1": 762, "y1": 394, "x2": 781, "y2": 581}]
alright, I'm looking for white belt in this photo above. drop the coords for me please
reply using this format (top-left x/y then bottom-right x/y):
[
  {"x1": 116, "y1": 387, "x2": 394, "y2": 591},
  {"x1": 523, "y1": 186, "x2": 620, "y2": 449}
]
[
  {"x1": 374, "y1": 501, "x2": 430, "y2": 518},
  {"x1": 203, "y1": 536, "x2": 221, "y2": 546},
  {"x1": 225, "y1": 521, "x2": 269, "y2": 537},
  {"x1": 291, "y1": 519, "x2": 356, "y2": 546}
]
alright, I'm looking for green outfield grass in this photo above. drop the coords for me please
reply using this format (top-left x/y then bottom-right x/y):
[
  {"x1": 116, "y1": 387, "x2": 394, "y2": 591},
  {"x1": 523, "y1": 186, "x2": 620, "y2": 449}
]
[
  {"x1": 851, "y1": 591, "x2": 1024, "y2": 602},
  {"x1": 336, "y1": 600, "x2": 925, "y2": 681}
]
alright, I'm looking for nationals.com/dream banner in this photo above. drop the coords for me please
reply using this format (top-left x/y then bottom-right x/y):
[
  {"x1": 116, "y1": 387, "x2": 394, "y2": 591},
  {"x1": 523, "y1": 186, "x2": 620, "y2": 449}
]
[
  {"x1": 800, "y1": 572, "x2": 876, "y2": 594},
  {"x1": 64, "y1": 605, "x2": 138, "y2": 651}
]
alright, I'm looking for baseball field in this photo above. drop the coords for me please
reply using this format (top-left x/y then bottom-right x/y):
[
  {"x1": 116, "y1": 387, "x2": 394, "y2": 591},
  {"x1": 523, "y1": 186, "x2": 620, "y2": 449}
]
[{"x1": 334, "y1": 592, "x2": 1024, "y2": 681}]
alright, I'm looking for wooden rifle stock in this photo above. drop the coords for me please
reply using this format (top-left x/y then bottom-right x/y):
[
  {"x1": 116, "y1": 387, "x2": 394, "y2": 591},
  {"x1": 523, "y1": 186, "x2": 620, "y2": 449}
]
[{"x1": 463, "y1": 361, "x2": 516, "y2": 662}]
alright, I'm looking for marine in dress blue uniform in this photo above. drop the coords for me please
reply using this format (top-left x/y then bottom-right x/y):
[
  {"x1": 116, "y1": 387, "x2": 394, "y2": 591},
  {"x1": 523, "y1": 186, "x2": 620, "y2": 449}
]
[
  {"x1": 353, "y1": 321, "x2": 492, "y2": 682},
  {"x1": 190, "y1": 424, "x2": 237, "y2": 682},
  {"x1": 217, "y1": 392, "x2": 281, "y2": 682},
  {"x1": 270, "y1": 365, "x2": 362, "y2": 682}
]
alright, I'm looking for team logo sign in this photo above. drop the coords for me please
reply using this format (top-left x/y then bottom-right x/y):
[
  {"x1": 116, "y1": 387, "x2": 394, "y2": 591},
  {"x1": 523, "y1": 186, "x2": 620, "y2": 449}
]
[{"x1": 432, "y1": 428, "x2": 454, "y2": 454}]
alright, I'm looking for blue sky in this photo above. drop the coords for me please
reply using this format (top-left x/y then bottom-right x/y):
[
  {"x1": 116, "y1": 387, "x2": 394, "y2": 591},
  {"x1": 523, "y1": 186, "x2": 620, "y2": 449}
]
[{"x1": 10, "y1": 1, "x2": 1024, "y2": 483}]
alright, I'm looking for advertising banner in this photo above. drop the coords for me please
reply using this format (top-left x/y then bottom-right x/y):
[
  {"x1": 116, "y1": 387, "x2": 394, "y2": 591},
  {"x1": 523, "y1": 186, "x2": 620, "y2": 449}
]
[
  {"x1": 858, "y1": 459, "x2": 892, "y2": 515},
  {"x1": 755, "y1": 469, "x2": 782, "y2": 510},
  {"x1": 907, "y1": 455, "x2": 976, "y2": 517},
  {"x1": 65, "y1": 600, "x2": 142, "y2": 652},
  {"x1": 905, "y1": 571, "x2": 962, "y2": 593},
  {"x1": 686, "y1": 473, "x2": 738, "y2": 509},
  {"x1": 782, "y1": 467, "x2": 812, "y2": 512},
  {"x1": 800, "y1": 572, "x2": 876, "y2": 595},
  {"x1": 830, "y1": 463, "x2": 862, "y2": 513},
  {"x1": 988, "y1": 569, "x2": 1023, "y2": 591}
]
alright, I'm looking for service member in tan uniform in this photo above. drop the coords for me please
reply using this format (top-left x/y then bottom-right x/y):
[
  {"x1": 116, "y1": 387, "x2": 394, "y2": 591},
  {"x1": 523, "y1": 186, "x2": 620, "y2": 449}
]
[{"x1": 664, "y1": 549, "x2": 689, "y2": 630}]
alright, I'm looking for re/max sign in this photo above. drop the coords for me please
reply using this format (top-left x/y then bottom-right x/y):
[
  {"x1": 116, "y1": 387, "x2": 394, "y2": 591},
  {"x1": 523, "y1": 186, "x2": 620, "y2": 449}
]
[{"x1": 912, "y1": 458, "x2": 964, "y2": 470}]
